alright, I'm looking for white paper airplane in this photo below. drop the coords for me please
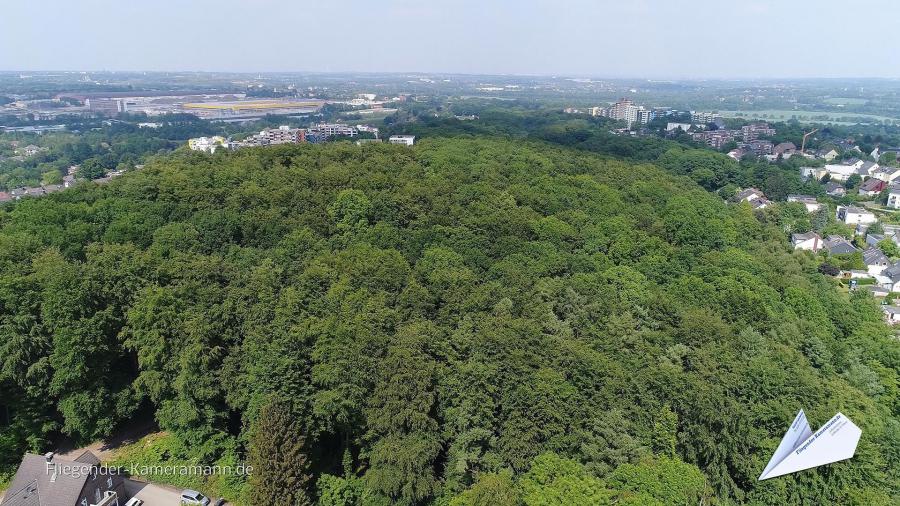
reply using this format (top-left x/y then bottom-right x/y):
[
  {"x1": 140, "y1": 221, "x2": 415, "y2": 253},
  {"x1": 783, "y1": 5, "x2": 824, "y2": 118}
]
[{"x1": 758, "y1": 409, "x2": 861, "y2": 480}]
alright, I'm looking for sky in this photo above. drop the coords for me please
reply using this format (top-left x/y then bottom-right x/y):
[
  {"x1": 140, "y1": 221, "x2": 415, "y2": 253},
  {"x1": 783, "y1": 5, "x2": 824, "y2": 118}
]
[{"x1": 1, "y1": 0, "x2": 898, "y2": 79}]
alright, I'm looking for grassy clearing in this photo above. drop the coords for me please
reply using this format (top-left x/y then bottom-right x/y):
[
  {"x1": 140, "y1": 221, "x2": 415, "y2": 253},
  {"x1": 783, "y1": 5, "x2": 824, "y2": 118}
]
[{"x1": 105, "y1": 432, "x2": 247, "y2": 504}]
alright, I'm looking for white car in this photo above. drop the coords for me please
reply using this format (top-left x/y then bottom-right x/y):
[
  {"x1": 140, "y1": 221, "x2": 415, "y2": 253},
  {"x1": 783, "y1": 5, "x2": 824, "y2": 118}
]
[
  {"x1": 181, "y1": 490, "x2": 211, "y2": 506},
  {"x1": 124, "y1": 499, "x2": 143, "y2": 506}
]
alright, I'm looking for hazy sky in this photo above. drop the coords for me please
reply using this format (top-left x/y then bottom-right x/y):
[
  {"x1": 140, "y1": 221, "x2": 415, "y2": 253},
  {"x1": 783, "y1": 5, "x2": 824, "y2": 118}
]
[{"x1": 2, "y1": 0, "x2": 898, "y2": 78}]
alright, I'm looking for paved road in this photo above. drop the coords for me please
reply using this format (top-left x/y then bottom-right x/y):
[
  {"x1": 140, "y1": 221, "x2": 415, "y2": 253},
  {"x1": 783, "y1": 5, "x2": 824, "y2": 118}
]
[{"x1": 125, "y1": 479, "x2": 183, "y2": 505}]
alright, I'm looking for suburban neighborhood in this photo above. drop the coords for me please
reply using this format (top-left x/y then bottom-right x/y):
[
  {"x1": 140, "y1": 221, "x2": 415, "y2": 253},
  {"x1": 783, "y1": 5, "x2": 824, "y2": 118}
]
[{"x1": 730, "y1": 136, "x2": 900, "y2": 325}]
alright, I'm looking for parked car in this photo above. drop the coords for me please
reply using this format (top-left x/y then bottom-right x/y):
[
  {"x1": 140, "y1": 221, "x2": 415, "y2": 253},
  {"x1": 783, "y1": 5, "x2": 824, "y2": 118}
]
[
  {"x1": 124, "y1": 499, "x2": 143, "y2": 506},
  {"x1": 181, "y1": 489, "x2": 211, "y2": 506}
]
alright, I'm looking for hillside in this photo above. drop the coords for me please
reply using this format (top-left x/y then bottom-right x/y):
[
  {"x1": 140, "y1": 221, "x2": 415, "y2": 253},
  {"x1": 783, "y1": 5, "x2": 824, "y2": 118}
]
[{"x1": 0, "y1": 137, "x2": 897, "y2": 505}]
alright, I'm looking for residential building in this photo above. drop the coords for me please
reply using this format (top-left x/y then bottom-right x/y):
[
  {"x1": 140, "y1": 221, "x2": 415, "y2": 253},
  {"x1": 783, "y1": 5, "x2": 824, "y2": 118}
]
[
  {"x1": 883, "y1": 305, "x2": 900, "y2": 324},
  {"x1": 836, "y1": 206, "x2": 877, "y2": 226},
  {"x1": 791, "y1": 232, "x2": 822, "y2": 252},
  {"x1": 691, "y1": 130, "x2": 737, "y2": 150},
  {"x1": 356, "y1": 125, "x2": 380, "y2": 137},
  {"x1": 866, "y1": 233, "x2": 886, "y2": 247},
  {"x1": 727, "y1": 148, "x2": 746, "y2": 160},
  {"x1": 823, "y1": 160, "x2": 864, "y2": 181},
  {"x1": 1, "y1": 451, "x2": 127, "y2": 506},
  {"x1": 735, "y1": 187, "x2": 772, "y2": 209},
  {"x1": 308, "y1": 123, "x2": 358, "y2": 137},
  {"x1": 858, "y1": 178, "x2": 887, "y2": 197},
  {"x1": 823, "y1": 235, "x2": 858, "y2": 255},
  {"x1": 741, "y1": 123, "x2": 776, "y2": 142},
  {"x1": 825, "y1": 182, "x2": 846, "y2": 197},
  {"x1": 389, "y1": 135, "x2": 416, "y2": 146},
  {"x1": 746, "y1": 139, "x2": 774, "y2": 156},
  {"x1": 690, "y1": 111, "x2": 722, "y2": 124},
  {"x1": 258, "y1": 126, "x2": 305, "y2": 145},
  {"x1": 800, "y1": 166, "x2": 827, "y2": 181},
  {"x1": 881, "y1": 261, "x2": 900, "y2": 292},
  {"x1": 863, "y1": 247, "x2": 891, "y2": 275},
  {"x1": 857, "y1": 161, "x2": 879, "y2": 176},
  {"x1": 188, "y1": 136, "x2": 227, "y2": 153},
  {"x1": 872, "y1": 167, "x2": 900, "y2": 182},
  {"x1": 595, "y1": 98, "x2": 655, "y2": 126},
  {"x1": 85, "y1": 98, "x2": 125, "y2": 116},
  {"x1": 887, "y1": 188, "x2": 900, "y2": 209},
  {"x1": 773, "y1": 142, "x2": 797, "y2": 156},
  {"x1": 736, "y1": 187, "x2": 766, "y2": 203},
  {"x1": 816, "y1": 147, "x2": 840, "y2": 161},
  {"x1": 786, "y1": 195, "x2": 821, "y2": 213},
  {"x1": 666, "y1": 122, "x2": 692, "y2": 132}
]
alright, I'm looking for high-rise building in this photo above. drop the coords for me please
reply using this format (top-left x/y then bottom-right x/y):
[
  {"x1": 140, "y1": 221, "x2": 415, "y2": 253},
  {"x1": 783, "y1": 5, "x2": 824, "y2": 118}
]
[
  {"x1": 389, "y1": 135, "x2": 415, "y2": 146},
  {"x1": 691, "y1": 111, "x2": 722, "y2": 124},
  {"x1": 308, "y1": 123, "x2": 358, "y2": 137},
  {"x1": 594, "y1": 98, "x2": 654, "y2": 126},
  {"x1": 259, "y1": 125, "x2": 305, "y2": 144},
  {"x1": 86, "y1": 98, "x2": 125, "y2": 116}
]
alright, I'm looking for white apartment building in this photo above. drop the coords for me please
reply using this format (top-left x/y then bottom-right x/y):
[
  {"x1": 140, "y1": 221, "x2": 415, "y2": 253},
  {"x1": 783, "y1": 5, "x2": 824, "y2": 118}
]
[
  {"x1": 188, "y1": 136, "x2": 227, "y2": 153},
  {"x1": 836, "y1": 205, "x2": 877, "y2": 225},
  {"x1": 309, "y1": 123, "x2": 358, "y2": 137},
  {"x1": 389, "y1": 135, "x2": 415, "y2": 146}
]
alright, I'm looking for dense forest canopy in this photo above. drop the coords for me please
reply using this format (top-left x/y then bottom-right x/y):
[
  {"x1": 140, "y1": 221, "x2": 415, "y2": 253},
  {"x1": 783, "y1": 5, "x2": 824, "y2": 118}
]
[{"x1": 0, "y1": 137, "x2": 897, "y2": 504}]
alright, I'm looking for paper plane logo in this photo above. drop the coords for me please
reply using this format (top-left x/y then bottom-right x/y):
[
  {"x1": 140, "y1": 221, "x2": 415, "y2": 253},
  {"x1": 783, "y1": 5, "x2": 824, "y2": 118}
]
[{"x1": 758, "y1": 409, "x2": 862, "y2": 480}]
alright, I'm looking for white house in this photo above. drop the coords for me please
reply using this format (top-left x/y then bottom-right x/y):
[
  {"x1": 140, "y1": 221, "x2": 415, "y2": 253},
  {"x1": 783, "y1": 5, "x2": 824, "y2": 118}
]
[
  {"x1": 817, "y1": 148, "x2": 840, "y2": 161},
  {"x1": 836, "y1": 206, "x2": 877, "y2": 226},
  {"x1": 872, "y1": 167, "x2": 900, "y2": 182},
  {"x1": 824, "y1": 160, "x2": 864, "y2": 181},
  {"x1": 800, "y1": 166, "x2": 827, "y2": 181},
  {"x1": 883, "y1": 305, "x2": 900, "y2": 324},
  {"x1": 666, "y1": 122, "x2": 692, "y2": 132},
  {"x1": 887, "y1": 189, "x2": 900, "y2": 209},
  {"x1": 791, "y1": 232, "x2": 821, "y2": 252},
  {"x1": 736, "y1": 187, "x2": 765, "y2": 202},
  {"x1": 389, "y1": 135, "x2": 416, "y2": 146},
  {"x1": 188, "y1": 136, "x2": 227, "y2": 153},
  {"x1": 786, "y1": 195, "x2": 821, "y2": 213}
]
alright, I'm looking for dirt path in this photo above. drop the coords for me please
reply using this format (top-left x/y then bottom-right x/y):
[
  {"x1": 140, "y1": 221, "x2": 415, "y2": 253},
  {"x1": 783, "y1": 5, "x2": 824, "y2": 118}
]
[{"x1": 57, "y1": 419, "x2": 158, "y2": 461}]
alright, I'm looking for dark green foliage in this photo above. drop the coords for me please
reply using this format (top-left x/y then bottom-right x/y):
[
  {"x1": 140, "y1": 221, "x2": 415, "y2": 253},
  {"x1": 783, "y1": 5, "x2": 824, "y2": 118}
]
[
  {"x1": 248, "y1": 398, "x2": 313, "y2": 506},
  {"x1": 0, "y1": 138, "x2": 897, "y2": 505}
]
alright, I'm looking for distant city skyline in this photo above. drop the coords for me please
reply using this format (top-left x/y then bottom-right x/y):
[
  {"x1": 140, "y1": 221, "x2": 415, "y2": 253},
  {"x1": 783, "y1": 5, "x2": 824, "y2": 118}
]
[{"x1": 2, "y1": 0, "x2": 899, "y2": 79}]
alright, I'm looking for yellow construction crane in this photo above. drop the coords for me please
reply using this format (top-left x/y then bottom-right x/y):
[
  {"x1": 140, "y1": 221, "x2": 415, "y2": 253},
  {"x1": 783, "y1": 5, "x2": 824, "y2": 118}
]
[{"x1": 801, "y1": 128, "x2": 819, "y2": 154}]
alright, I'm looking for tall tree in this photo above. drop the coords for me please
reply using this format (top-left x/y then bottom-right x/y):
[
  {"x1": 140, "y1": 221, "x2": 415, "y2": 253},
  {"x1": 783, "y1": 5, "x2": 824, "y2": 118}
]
[{"x1": 248, "y1": 398, "x2": 313, "y2": 506}]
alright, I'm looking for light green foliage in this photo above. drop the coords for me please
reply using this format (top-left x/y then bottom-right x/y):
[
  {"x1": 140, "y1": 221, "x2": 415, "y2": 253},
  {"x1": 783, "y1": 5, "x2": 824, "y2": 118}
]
[
  {"x1": 651, "y1": 406, "x2": 678, "y2": 458},
  {"x1": 607, "y1": 456, "x2": 709, "y2": 505},
  {"x1": 448, "y1": 470, "x2": 520, "y2": 506},
  {"x1": 317, "y1": 474, "x2": 365, "y2": 506},
  {"x1": 520, "y1": 453, "x2": 612, "y2": 506},
  {"x1": 878, "y1": 239, "x2": 900, "y2": 258}
]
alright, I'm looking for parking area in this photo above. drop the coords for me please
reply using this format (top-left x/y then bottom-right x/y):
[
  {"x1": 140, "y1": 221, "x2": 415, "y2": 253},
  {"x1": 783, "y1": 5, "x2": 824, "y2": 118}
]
[{"x1": 124, "y1": 479, "x2": 184, "y2": 505}]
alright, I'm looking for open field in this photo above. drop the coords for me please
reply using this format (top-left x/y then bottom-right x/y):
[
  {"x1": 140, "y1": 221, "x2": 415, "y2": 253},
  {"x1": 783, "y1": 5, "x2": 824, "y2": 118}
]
[
  {"x1": 823, "y1": 97, "x2": 869, "y2": 106},
  {"x1": 720, "y1": 109, "x2": 898, "y2": 125}
]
